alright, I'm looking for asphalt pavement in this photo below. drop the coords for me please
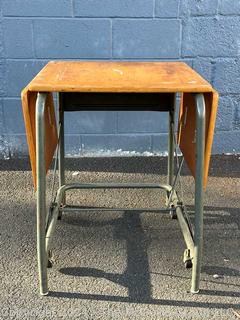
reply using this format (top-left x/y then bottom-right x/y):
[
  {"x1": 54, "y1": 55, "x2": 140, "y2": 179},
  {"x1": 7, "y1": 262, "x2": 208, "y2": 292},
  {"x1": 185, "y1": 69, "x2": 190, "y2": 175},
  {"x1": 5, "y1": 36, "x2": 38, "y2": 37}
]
[{"x1": 0, "y1": 155, "x2": 239, "y2": 319}]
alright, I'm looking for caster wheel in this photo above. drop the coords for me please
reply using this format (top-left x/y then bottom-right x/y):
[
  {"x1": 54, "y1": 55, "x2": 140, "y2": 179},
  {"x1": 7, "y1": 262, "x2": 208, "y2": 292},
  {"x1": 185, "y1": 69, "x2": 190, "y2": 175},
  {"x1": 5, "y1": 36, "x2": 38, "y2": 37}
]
[
  {"x1": 47, "y1": 259, "x2": 53, "y2": 268},
  {"x1": 170, "y1": 209, "x2": 177, "y2": 220},
  {"x1": 58, "y1": 207, "x2": 63, "y2": 220},
  {"x1": 183, "y1": 249, "x2": 192, "y2": 269},
  {"x1": 184, "y1": 259, "x2": 193, "y2": 269},
  {"x1": 47, "y1": 250, "x2": 53, "y2": 268}
]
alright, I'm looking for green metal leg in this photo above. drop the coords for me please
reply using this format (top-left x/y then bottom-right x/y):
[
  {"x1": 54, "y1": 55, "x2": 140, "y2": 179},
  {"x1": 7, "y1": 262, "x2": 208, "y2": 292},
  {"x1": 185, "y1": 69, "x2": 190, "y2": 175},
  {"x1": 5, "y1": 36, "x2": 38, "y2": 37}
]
[
  {"x1": 36, "y1": 93, "x2": 48, "y2": 296},
  {"x1": 191, "y1": 93, "x2": 206, "y2": 294},
  {"x1": 58, "y1": 93, "x2": 65, "y2": 219},
  {"x1": 167, "y1": 94, "x2": 176, "y2": 186},
  {"x1": 34, "y1": 90, "x2": 205, "y2": 295}
]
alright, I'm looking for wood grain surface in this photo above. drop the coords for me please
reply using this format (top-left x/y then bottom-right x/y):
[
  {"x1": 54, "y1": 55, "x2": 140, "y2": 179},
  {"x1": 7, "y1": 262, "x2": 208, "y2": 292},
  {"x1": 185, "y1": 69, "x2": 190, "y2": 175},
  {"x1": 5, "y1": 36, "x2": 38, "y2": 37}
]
[
  {"x1": 28, "y1": 61, "x2": 214, "y2": 93},
  {"x1": 21, "y1": 61, "x2": 218, "y2": 190}
]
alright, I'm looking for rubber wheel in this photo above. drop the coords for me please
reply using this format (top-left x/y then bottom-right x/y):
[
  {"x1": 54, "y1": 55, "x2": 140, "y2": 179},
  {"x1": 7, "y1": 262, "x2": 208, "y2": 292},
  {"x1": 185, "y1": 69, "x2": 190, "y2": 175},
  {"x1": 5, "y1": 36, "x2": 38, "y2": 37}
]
[
  {"x1": 184, "y1": 259, "x2": 193, "y2": 269},
  {"x1": 47, "y1": 259, "x2": 53, "y2": 268},
  {"x1": 170, "y1": 210, "x2": 177, "y2": 220},
  {"x1": 58, "y1": 211, "x2": 62, "y2": 220}
]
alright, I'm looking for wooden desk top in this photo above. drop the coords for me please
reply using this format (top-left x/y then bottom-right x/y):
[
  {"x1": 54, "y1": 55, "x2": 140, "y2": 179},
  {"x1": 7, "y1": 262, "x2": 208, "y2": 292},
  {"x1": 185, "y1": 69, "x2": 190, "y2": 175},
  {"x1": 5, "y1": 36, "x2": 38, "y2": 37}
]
[
  {"x1": 28, "y1": 61, "x2": 213, "y2": 93},
  {"x1": 22, "y1": 61, "x2": 218, "y2": 190}
]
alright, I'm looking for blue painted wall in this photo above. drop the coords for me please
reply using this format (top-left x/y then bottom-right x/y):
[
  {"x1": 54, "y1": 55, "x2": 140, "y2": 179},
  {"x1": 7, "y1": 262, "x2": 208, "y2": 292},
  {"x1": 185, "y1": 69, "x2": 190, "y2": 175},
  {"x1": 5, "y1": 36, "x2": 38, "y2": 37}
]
[{"x1": 0, "y1": 0, "x2": 240, "y2": 158}]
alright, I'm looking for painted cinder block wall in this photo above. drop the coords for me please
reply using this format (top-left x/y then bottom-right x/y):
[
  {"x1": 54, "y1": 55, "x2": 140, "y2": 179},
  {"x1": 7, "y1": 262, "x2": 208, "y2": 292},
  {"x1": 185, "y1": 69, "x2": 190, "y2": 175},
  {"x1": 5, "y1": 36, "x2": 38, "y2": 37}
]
[{"x1": 0, "y1": 0, "x2": 240, "y2": 158}]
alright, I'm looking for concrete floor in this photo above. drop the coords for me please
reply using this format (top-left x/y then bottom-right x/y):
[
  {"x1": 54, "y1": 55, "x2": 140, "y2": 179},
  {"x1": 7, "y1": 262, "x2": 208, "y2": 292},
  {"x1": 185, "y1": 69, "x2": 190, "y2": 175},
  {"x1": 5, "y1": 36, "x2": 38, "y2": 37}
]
[{"x1": 0, "y1": 155, "x2": 239, "y2": 319}]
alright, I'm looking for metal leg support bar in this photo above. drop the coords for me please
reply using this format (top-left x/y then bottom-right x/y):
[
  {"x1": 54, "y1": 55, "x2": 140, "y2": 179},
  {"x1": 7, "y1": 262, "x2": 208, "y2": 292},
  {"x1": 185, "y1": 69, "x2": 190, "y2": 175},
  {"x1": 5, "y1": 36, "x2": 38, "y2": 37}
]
[
  {"x1": 191, "y1": 93, "x2": 206, "y2": 293},
  {"x1": 167, "y1": 94, "x2": 176, "y2": 186},
  {"x1": 36, "y1": 93, "x2": 48, "y2": 296},
  {"x1": 58, "y1": 93, "x2": 65, "y2": 220},
  {"x1": 170, "y1": 191, "x2": 194, "y2": 256},
  {"x1": 45, "y1": 182, "x2": 173, "y2": 253}
]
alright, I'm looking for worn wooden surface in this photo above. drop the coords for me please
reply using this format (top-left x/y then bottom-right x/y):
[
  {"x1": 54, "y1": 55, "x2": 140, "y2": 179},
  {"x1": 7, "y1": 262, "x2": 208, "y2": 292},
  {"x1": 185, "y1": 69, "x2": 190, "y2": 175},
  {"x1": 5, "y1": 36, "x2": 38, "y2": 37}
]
[
  {"x1": 27, "y1": 61, "x2": 213, "y2": 93},
  {"x1": 21, "y1": 61, "x2": 218, "y2": 190}
]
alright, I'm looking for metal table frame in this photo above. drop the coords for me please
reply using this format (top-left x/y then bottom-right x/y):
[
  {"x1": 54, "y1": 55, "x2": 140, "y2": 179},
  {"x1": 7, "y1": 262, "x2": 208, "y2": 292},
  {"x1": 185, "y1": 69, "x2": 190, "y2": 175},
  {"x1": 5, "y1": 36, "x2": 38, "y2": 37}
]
[{"x1": 35, "y1": 92, "x2": 205, "y2": 296}]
